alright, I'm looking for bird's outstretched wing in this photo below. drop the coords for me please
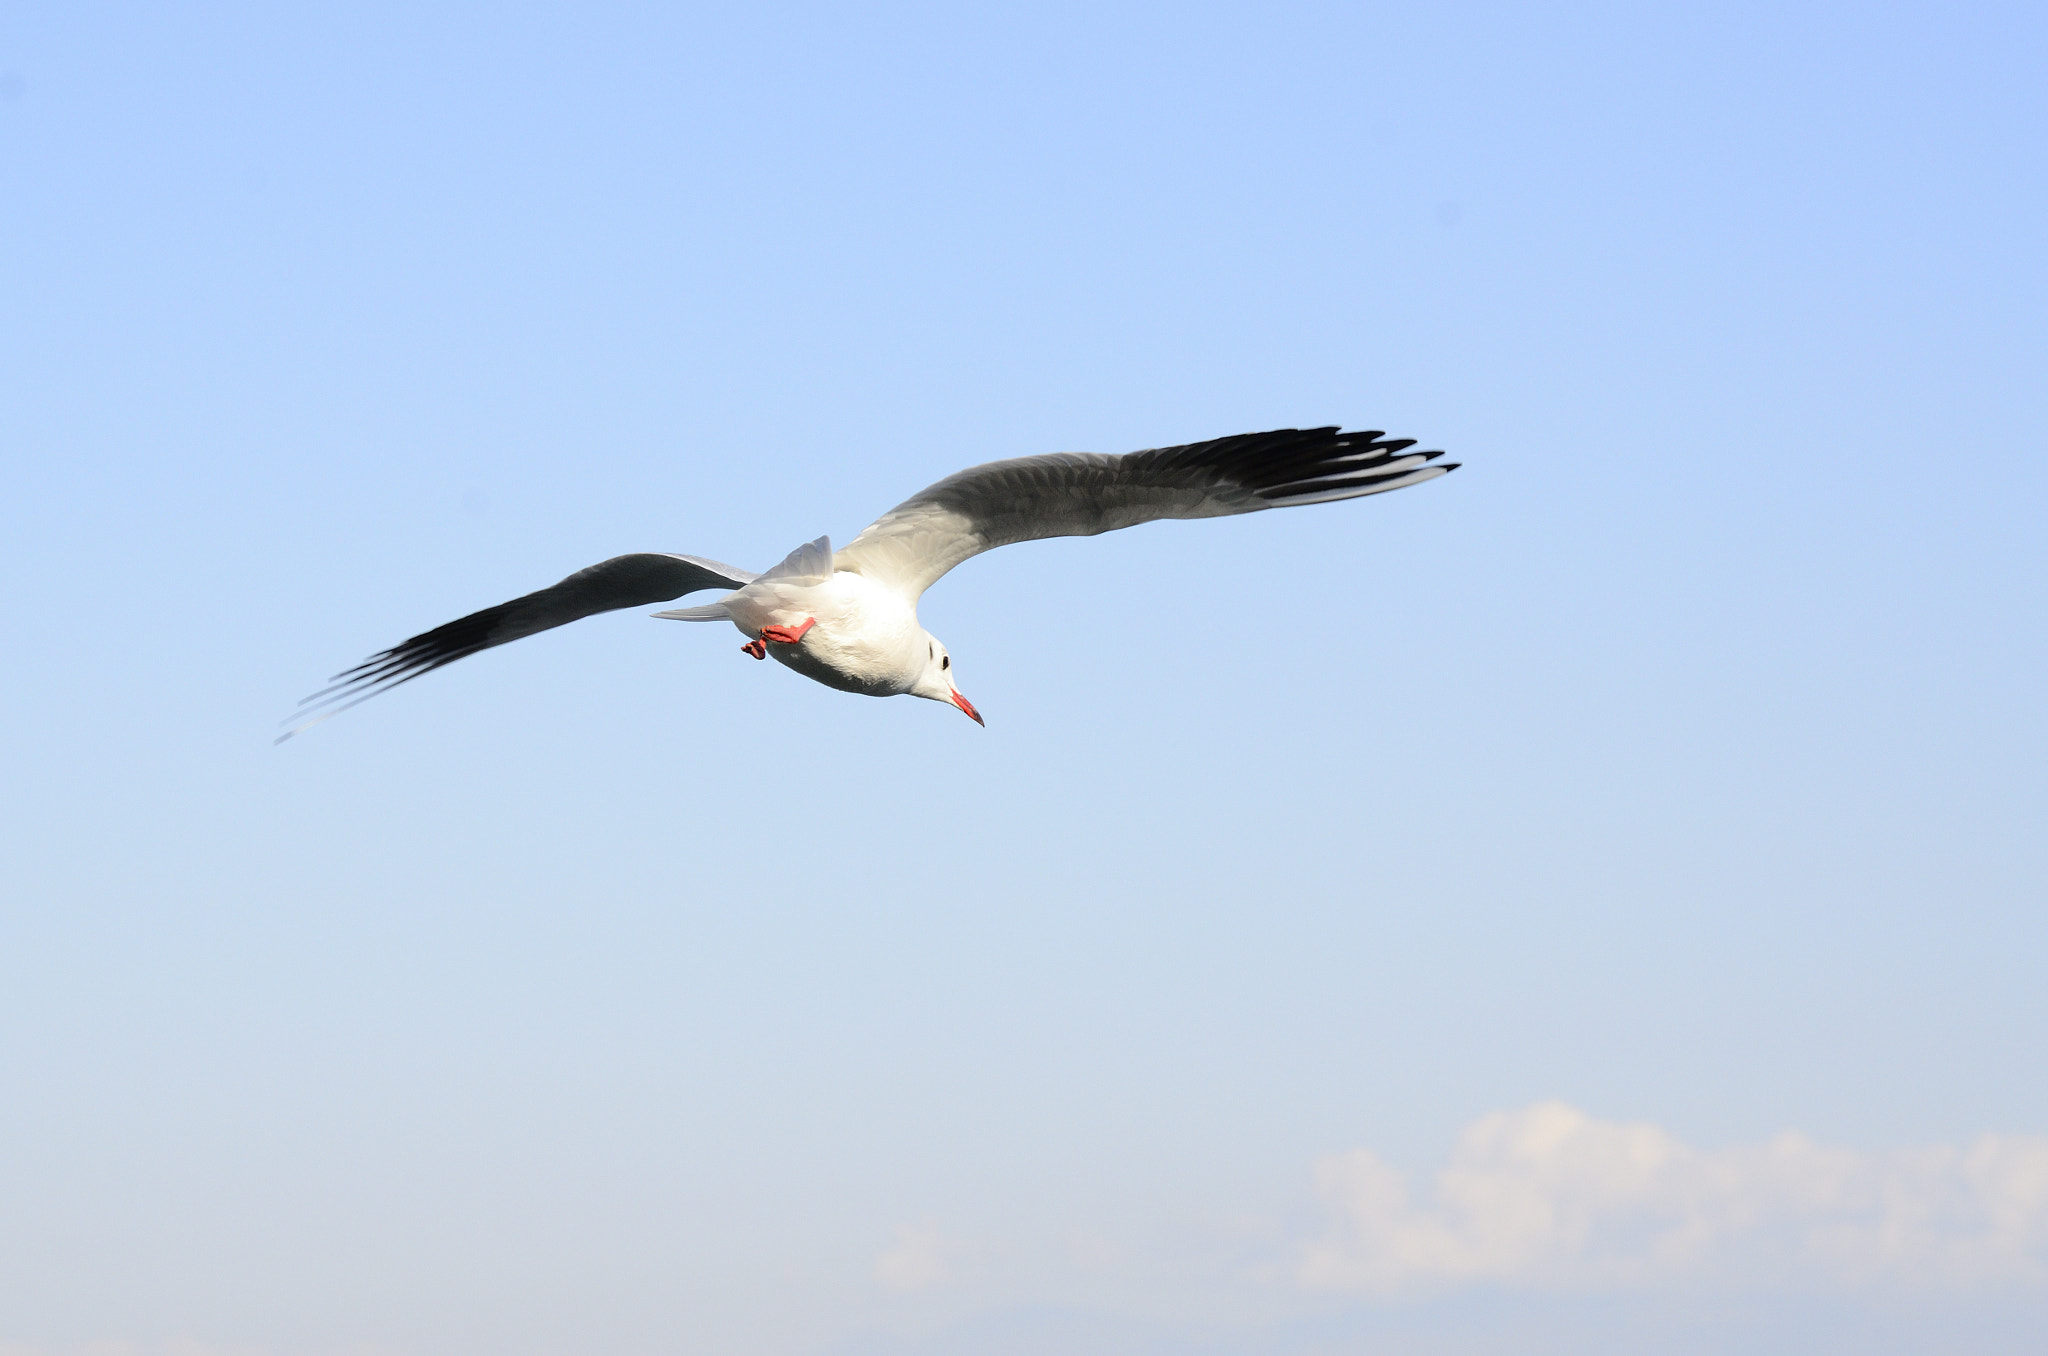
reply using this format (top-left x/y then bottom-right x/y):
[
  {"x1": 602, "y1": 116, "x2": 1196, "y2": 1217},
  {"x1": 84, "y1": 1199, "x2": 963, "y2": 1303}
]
[
  {"x1": 834, "y1": 427, "x2": 1456, "y2": 599},
  {"x1": 280, "y1": 552, "x2": 755, "y2": 741}
]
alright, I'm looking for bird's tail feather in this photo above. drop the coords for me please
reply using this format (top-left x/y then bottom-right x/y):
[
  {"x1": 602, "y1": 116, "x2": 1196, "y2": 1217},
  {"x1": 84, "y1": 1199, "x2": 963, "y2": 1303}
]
[{"x1": 652, "y1": 601, "x2": 731, "y2": 621}]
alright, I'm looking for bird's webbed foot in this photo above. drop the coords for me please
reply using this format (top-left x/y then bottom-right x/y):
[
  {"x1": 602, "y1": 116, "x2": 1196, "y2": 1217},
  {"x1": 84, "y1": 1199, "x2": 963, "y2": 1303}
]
[
  {"x1": 741, "y1": 638, "x2": 767, "y2": 660},
  {"x1": 759, "y1": 617, "x2": 816, "y2": 646}
]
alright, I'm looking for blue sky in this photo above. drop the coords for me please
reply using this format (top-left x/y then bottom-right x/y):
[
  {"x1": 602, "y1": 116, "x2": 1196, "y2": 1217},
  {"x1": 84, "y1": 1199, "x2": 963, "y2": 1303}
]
[{"x1": 1, "y1": 2, "x2": 2043, "y2": 1353}]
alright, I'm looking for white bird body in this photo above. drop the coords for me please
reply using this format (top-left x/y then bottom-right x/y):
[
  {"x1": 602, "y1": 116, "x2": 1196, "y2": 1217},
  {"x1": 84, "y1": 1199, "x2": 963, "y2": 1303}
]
[
  {"x1": 718, "y1": 567, "x2": 936, "y2": 699},
  {"x1": 284, "y1": 426, "x2": 1457, "y2": 739}
]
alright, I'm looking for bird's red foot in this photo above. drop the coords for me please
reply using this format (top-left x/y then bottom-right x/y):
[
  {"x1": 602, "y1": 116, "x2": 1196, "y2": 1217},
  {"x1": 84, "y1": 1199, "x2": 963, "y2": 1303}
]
[
  {"x1": 759, "y1": 616, "x2": 816, "y2": 645},
  {"x1": 741, "y1": 638, "x2": 767, "y2": 660}
]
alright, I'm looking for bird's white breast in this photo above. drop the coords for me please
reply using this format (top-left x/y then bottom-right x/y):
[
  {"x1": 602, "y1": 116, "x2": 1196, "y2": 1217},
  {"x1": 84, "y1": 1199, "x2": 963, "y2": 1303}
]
[{"x1": 725, "y1": 570, "x2": 924, "y2": 696}]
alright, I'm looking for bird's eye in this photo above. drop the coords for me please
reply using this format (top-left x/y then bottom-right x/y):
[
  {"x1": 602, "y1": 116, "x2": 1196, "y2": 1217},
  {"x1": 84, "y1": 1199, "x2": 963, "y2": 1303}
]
[{"x1": 941, "y1": 655, "x2": 949, "y2": 670}]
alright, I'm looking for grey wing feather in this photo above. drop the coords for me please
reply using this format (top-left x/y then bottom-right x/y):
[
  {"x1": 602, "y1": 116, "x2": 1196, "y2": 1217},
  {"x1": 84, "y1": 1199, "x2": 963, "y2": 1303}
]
[
  {"x1": 834, "y1": 427, "x2": 1457, "y2": 598},
  {"x1": 279, "y1": 551, "x2": 755, "y2": 740},
  {"x1": 757, "y1": 534, "x2": 834, "y2": 581}
]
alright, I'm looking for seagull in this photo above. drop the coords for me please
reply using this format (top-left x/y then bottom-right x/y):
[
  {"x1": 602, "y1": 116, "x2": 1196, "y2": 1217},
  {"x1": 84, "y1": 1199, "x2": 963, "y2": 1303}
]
[{"x1": 281, "y1": 426, "x2": 1455, "y2": 740}]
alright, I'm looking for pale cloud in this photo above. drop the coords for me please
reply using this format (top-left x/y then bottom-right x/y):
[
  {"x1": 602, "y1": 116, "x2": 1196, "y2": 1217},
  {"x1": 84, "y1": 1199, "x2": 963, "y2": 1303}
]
[
  {"x1": 1303, "y1": 1101, "x2": 2048, "y2": 1294},
  {"x1": 0, "y1": 1343, "x2": 395, "y2": 1356},
  {"x1": 876, "y1": 1217, "x2": 953, "y2": 1292}
]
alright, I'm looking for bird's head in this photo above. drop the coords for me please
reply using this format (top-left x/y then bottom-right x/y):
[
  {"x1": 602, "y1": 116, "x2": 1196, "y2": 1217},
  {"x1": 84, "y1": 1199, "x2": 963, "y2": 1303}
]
[{"x1": 911, "y1": 633, "x2": 983, "y2": 726}]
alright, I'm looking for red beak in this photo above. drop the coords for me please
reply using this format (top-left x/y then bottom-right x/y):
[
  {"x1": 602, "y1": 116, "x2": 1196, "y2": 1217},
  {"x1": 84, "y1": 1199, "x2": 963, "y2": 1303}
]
[{"x1": 950, "y1": 690, "x2": 985, "y2": 726}]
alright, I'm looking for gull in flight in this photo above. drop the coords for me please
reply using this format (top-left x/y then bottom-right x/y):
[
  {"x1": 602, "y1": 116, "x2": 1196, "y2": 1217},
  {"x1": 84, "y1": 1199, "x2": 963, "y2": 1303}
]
[{"x1": 282, "y1": 426, "x2": 1456, "y2": 739}]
